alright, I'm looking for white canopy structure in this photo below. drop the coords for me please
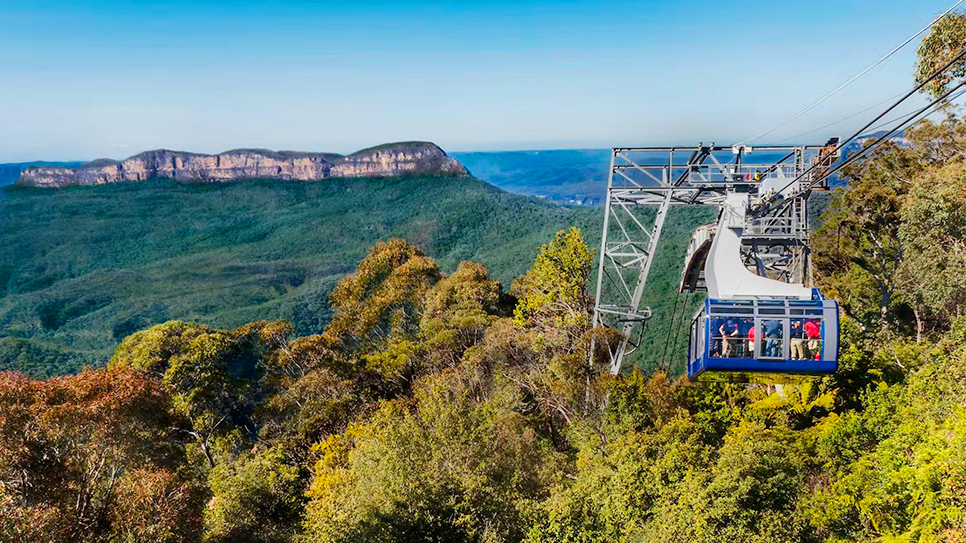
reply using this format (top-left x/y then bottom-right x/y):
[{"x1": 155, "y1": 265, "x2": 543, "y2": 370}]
[{"x1": 704, "y1": 193, "x2": 813, "y2": 301}]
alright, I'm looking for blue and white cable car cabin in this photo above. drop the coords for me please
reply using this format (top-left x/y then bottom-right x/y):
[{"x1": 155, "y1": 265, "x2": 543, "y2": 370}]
[
  {"x1": 590, "y1": 143, "x2": 842, "y2": 379},
  {"x1": 684, "y1": 192, "x2": 839, "y2": 380},
  {"x1": 688, "y1": 297, "x2": 839, "y2": 379}
]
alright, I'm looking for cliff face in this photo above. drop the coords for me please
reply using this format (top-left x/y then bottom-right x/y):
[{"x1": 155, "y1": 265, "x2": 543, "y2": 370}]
[{"x1": 16, "y1": 142, "x2": 468, "y2": 188}]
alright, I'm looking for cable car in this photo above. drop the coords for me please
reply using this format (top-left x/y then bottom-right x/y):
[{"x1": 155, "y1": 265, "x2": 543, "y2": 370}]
[
  {"x1": 687, "y1": 296, "x2": 839, "y2": 380},
  {"x1": 685, "y1": 192, "x2": 840, "y2": 380},
  {"x1": 590, "y1": 143, "x2": 843, "y2": 378}
]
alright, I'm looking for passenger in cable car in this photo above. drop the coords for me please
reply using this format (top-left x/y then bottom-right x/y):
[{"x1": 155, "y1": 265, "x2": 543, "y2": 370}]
[
  {"x1": 710, "y1": 316, "x2": 725, "y2": 357},
  {"x1": 715, "y1": 318, "x2": 728, "y2": 356},
  {"x1": 790, "y1": 320, "x2": 806, "y2": 360},
  {"x1": 721, "y1": 318, "x2": 740, "y2": 357},
  {"x1": 747, "y1": 323, "x2": 756, "y2": 358},
  {"x1": 737, "y1": 317, "x2": 754, "y2": 358},
  {"x1": 805, "y1": 319, "x2": 822, "y2": 359},
  {"x1": 763, "y1": 319, "x2": 783, "y2": 357}
]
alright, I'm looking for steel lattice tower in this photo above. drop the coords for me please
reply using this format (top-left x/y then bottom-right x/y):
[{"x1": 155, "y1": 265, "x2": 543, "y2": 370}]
[{"x1": 591, "y1": 142, "x2": 836, "y2": 374}]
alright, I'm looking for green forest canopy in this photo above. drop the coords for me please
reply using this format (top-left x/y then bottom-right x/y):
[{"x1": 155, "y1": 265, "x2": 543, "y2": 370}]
[
  {"x1": 0, "y1": 175, "x2": 600, "y2": 376},
  {"x1": 0, "y1": 173, "x2": 713, "y2": 378},
  {"x1": 3, "y1": 207, "x2": 966, "y2": 542},
  {"x1": 4, "y1": 14, "x2": 966, "y2": 543}
]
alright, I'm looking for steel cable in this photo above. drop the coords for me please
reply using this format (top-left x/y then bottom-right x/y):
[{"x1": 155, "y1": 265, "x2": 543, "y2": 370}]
[
  {"x1": 753, "y1": 47, "x2": 966, "y2": 216},
  {"x1": 736, "y1": 0, "x2": 964, "y2": 146}
]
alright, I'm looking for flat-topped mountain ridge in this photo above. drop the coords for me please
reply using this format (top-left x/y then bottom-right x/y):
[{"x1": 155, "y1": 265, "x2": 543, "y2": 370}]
[{"x1": 16, "y1": 141, "x2": 467, "y2": 188}]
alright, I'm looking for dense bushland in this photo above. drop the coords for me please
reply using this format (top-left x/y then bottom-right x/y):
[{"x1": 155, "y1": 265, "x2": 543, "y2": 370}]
[
  {"x1": 4, "y1": 15, "x2": 966, "y2": 543},
  {"x1": 0, "y1": 175, "x2": 601, "y2": 375},
  {"x1": 3, "y1": 206, "x2": 966, "y2": 541}
]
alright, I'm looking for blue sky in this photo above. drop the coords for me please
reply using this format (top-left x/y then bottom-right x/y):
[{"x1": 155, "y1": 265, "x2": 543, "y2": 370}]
[{"x1": 0, "y1": 0, "x2": 956, "y2": 161}]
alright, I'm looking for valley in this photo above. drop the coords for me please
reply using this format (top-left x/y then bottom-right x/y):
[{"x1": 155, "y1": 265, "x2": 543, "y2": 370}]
[
  {"x1": 452, "y1": 149, "x2": 611, "y2": 205},
  {"x1": 0, "y1": 174, "x2": 602, "y2": 376}
]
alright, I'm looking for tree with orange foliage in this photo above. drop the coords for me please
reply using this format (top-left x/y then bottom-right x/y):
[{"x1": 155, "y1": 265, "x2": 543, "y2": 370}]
[{"x1": 0, "y1": 368, "x2": 203, "y2": 543}]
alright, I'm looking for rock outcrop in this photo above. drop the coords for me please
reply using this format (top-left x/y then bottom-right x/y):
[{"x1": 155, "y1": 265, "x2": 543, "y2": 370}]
[{"x1": 16, "y1": 142, "x2": 467, "y2": 188}]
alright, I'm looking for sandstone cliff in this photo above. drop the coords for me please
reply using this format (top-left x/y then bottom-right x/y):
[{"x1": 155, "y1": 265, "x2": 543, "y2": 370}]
[{"x1": 16, "y1": 142, "x2": 467, "y2": 188}]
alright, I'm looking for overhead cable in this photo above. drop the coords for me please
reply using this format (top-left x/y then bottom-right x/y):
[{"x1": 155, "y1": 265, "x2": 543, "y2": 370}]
[
  {"x1": 815, "y1": 80, "x2": 966, "y2": 185},
  {"x1": 736, "y1": 0, "x2": 965, "y2": 146},
  {"x1": 865, "y1": 87, "x2": 966, "y2": 133},
  {"x1": 753, "y1": 47, "x2": 966, "y2": 216},
  {"x1": 781, "y1": 90, "x2": 910, "y2": 141}
]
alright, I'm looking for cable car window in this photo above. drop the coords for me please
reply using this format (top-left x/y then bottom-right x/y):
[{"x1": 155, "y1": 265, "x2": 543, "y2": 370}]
[
  {"x1": 790, "y1": 319, "x2": 807, "y2": 360},
  {"x1": 789, "y1": 318, "x2": 823, "y2": 360},
  {"x1": 717, "y1": 317, "x2": 741, "y2": 358},
  {"x1": 736, "y1": 317, "x2": 755, "y2": 359},
  {"x1": 805, "y1": 318, "x2": 823, "y2": 359},
  {"x1": 691, "y1": 319, "x2": 698, "y2": 361},
  {"x1": 705, "y1": 315, "x2": 719, "y2": 357},
  {"x1": 761, "y1": 319, "x2": 784, "y2": 359},
  {"x1": 694, "y1": 316, "x2": 705, "y2": 361},
  {"x1": 710, "y1": 308, "x2": 754, "y2": 316}
]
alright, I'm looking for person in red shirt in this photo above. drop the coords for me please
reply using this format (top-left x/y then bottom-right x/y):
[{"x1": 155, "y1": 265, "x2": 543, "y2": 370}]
[
  {"x1": 804, "y1": 320, "x2": 821, "y2": 359},
  {"x1": 747, "y1": 325, "x2": 756, "y2": 357},
  {"x1": 790, "y1": 320, "x2": 806, "y2": 359}
]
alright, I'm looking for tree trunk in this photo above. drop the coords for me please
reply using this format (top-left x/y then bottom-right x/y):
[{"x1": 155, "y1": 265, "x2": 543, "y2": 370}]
[
  {"x1": 546, "y1": 417, "x2": 560, "y2": 450},
  {"x1": 880, "y1": 284, "x2": 891, "y2": 323},
  {"x1": 200, "y1": 439, "x2": 215, "y2": 468},
  {"x1": 914, "y1": 307, "x2": 924, "y2": 343}
]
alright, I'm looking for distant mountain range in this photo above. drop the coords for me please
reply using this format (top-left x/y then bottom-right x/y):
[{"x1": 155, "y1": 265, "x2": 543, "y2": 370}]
[
  {"x1": 0, "y1": 161, "x2": 83, "y2": 187},
  {"x1": 15, "y1": 142, "x2": 466, "y2": 188}
]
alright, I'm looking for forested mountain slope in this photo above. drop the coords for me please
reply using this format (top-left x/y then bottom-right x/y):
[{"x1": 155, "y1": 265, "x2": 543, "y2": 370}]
[{"x1": 0, "y1": 175, "x2": 599, "y2": 376}]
